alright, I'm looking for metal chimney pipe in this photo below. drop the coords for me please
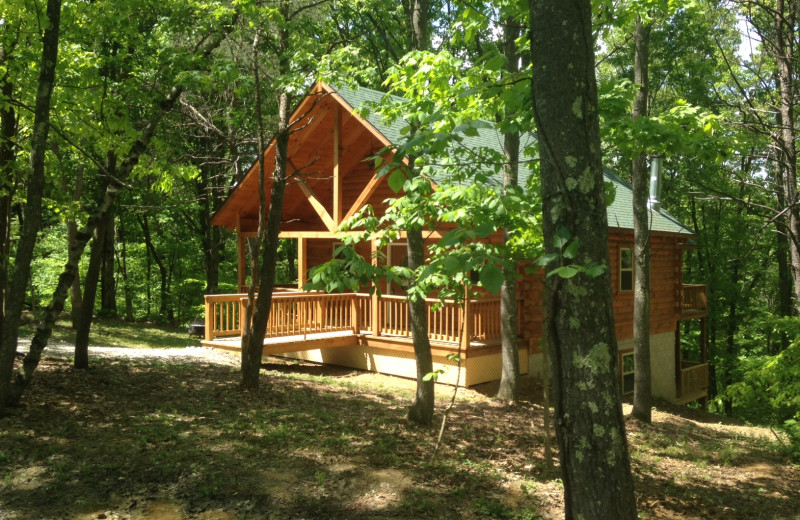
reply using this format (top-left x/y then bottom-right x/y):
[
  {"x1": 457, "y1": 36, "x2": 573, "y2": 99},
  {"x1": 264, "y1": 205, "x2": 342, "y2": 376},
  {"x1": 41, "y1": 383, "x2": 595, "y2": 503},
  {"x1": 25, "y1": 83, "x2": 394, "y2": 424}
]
[{"x1": 648, "y1": 156, "x2": 663, "y2": 211}]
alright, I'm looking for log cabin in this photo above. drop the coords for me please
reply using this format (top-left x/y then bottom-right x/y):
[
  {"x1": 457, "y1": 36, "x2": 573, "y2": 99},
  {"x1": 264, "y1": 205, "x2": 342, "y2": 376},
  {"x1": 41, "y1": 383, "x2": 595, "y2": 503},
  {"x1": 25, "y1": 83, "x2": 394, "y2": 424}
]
[{"x1": 203, "y1": 81, "x2": 709, "y2": 405}]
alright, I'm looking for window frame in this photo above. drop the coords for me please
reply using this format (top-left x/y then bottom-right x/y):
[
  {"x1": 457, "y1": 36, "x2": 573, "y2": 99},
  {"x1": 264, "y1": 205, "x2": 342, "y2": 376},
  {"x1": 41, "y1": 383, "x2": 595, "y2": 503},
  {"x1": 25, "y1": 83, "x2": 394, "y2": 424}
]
[{"x1": 620, "y1": 247, "x2": 633, "y2": 292}]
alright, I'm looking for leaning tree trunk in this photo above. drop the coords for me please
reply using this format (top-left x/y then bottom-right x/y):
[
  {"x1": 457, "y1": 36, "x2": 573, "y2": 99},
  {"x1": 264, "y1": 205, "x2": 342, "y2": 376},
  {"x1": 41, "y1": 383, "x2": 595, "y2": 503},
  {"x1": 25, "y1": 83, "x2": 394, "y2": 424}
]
[
  {"x1": 530, "y1": 0, "x2": 638, "y2": 518},
  {"x1": 631, "y1": 15, "x2": 653, "y2": 423},
  {"x1": 0, "y1": 0, "x2": 62, "y2": 406}
]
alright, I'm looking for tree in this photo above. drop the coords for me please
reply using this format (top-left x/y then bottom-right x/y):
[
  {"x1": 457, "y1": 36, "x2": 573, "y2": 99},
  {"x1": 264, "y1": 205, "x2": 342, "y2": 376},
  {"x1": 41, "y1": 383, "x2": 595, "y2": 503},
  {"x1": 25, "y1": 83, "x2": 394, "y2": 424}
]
[
  {"x1": 0, "y1": 0, "x2": 63, "y2": 406},
  {"x1": 529, "y1": 0, "x2": 638, "y2": 517},
  {"x1": 631, "y1": 13, "x2": 654, "y2": 422}
]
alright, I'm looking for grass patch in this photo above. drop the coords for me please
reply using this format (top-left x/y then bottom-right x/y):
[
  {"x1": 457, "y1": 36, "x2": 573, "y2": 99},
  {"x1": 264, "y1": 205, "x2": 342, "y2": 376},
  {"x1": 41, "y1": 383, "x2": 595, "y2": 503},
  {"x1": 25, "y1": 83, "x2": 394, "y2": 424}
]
[
  {"x1": 19, "y1": 315, "x2": 195, "y2": 349},
  {"x1": 0, "y1": 334, "x2": 798, "y2": 520}
]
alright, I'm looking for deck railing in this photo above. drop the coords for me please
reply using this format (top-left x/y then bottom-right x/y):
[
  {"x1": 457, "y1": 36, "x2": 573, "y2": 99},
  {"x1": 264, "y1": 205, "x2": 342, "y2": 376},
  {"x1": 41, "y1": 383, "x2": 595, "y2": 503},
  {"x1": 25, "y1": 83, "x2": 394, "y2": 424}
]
[
  {"x1": 679, "y1": 361, "x2": 709, "y2": 398},
  {"x1": 681, "y1": 284, "x2": 708, "y2": 313},
  {"x1": 204, "y1": 291, "x2": 502, "y2": 345}
]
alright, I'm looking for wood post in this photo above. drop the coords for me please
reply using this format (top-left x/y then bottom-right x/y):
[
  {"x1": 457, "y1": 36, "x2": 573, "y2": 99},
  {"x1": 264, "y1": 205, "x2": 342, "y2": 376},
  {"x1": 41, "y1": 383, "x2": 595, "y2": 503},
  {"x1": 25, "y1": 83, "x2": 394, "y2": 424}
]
[
  {"x1": 371, "y1": 238, "x2": 381, "y2": 337},
  {"x1": 297, "y1": 237, "x2": 307, "y2": 289},
  {"x1": 237, "y1": 231, "x2": 247, "y2": 293},
  {"x1": 461, "y1": 285, "x2": 471, "y2": 350},
  {"x1": 204, "y1": 297, "x2": 212, "y2": 341},
  {"x1": 333, "y1": 105, "x2": 342, "y2": 226},
  {"x1": 350, "y1": 296, "x2": 360, "y2": 334}
]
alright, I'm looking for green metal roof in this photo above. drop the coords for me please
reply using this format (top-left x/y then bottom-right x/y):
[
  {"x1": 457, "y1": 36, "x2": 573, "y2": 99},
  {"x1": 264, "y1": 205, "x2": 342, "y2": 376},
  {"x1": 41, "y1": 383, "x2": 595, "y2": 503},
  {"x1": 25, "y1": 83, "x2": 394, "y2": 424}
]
[{"x1": 331, "y1": 83, "x2": 694, "y2": 237}]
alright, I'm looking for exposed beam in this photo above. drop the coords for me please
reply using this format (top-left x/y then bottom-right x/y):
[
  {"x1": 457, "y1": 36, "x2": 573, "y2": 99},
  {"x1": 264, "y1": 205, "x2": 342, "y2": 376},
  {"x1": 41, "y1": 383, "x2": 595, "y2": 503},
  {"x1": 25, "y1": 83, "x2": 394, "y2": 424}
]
[
  {"x1": 296, "y1": 175, "x2": 336, "y2": 232},
  {"x1": 333, "y1": 104, "x2": 342, "y2": 225}
]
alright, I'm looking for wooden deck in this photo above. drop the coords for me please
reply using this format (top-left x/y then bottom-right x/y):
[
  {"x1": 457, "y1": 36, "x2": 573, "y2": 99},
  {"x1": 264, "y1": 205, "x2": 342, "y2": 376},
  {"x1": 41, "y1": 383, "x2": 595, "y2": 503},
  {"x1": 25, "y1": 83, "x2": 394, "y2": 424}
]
[
  {"x1": 680, "y1": 284, "x2": 708, "y2": 320},
  {"x1": 203, "y1": 291, "x2": 504, "y2": 353}
]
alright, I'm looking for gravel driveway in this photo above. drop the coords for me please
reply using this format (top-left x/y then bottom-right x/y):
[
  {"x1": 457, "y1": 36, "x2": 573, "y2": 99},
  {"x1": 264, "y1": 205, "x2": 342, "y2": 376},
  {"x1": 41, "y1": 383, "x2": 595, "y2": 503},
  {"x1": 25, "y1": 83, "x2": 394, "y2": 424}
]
[{"x1": 20, "y1": 340, "x2": 242, "y2": 367}]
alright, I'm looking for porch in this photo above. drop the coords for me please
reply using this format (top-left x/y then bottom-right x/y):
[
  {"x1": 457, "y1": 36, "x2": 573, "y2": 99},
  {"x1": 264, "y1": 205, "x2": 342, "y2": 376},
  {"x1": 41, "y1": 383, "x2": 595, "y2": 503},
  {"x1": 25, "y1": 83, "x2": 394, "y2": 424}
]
[
  {"x1": 201, "y1": 291, "x2": 520, "y2": 386},
  {"x1": 676, "y1": 283, "x2": 709, "y2": 404}
]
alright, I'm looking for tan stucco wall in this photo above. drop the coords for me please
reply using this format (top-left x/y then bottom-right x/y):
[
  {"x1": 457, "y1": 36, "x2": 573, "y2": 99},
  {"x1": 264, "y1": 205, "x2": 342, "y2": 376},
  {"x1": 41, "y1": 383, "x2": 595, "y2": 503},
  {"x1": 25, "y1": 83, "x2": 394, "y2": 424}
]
[{"x1": 274, "y1": 344, "x2": 529, "y2": 387}]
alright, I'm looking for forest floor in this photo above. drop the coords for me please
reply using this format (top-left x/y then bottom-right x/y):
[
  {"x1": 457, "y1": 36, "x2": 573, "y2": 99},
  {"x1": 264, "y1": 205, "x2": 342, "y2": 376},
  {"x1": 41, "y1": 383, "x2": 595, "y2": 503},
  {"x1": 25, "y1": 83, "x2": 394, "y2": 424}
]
[{"x1": 1, "y1": 319, "x2": 798, "y2": 519}]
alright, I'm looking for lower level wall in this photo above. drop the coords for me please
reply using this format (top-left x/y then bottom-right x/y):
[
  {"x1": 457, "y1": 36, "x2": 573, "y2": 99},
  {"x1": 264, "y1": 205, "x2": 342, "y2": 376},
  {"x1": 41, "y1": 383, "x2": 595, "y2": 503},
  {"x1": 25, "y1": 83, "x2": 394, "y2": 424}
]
[
  {"x1": 527, "y1": 330, "x2": 678, "y2": 402},
  {"x1": 275, "y1": 341, "x2": 529, "y2": 387}
]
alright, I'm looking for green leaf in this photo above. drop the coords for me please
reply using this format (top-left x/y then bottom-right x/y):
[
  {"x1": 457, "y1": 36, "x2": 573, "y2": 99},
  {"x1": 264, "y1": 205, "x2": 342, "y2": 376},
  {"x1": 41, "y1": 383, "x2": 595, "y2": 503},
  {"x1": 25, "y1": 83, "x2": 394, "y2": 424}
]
[
  {"x1": 563, "y1": 239, "x2": 579, "y2": 260},
  {"x1": 479, "y1": 263, "x2": 504, "y2": 294},
  {"x1": 548, "y1": 266, "x2": 580, "y2": 279},
  {"x1": 387, "y1": 169, "x2": 405, "y2": 193}
]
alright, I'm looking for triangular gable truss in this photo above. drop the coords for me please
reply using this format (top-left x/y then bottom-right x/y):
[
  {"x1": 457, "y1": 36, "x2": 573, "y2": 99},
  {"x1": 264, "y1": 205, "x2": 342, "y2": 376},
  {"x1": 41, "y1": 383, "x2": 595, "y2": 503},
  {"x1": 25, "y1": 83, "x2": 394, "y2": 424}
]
[{"x1": 211, "y1": 82, "x2": 397, "y2": 237}]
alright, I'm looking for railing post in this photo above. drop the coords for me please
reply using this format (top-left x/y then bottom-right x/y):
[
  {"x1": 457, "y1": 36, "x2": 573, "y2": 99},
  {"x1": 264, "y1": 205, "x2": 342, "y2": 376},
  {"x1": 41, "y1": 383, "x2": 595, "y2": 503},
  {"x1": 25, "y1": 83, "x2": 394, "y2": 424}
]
[
  {"x1": 204, "y1": 296, "x2": 213, "y2": 341},
  {"x1": 461, "y1": 287, "x2": 472, "y2": 349},
  {"x1": 350, "y1": 294, "x2": 360, "y2": 334},
  {"x1": 371, "y1": 238, "x2": 381, "y2": 337}
]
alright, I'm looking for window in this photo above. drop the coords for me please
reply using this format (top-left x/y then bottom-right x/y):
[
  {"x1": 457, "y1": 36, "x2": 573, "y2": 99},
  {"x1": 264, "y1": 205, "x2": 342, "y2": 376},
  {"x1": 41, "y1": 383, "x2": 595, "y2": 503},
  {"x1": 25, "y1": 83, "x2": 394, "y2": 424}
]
[
  {"x1": 620, "y1": 248, "x2": 633, "y2": 292},
  {"x1": 621, "y1": 352, "x2": 634, "y2": 395}
]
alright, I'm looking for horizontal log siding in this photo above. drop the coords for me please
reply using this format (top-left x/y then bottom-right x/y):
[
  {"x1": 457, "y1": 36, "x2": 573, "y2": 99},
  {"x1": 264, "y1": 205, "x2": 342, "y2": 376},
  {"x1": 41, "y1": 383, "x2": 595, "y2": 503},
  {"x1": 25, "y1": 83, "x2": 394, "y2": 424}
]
[{"x1": 518, "y1": 230, "x2": 685, "y2": 350}]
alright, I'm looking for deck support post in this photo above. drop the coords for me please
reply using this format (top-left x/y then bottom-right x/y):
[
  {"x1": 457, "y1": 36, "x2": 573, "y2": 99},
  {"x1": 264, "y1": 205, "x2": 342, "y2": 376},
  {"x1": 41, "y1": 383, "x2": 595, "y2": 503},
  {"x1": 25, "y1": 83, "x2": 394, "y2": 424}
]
[
  {"x1": 461, "y1": 286, "x2": 471, "y2": 350},
  {"x1": 298, "y1": 237, "x2": 307, "y2": 289},
  {"x1": 237, "y1": 229, "x2": 247, "y2": 293},
  {"x1": 371, "y1": 238, "x2": 381, "y2": 337},
  {"x1": 204, "y1": 297, "x2": 213, "y2": 341}
]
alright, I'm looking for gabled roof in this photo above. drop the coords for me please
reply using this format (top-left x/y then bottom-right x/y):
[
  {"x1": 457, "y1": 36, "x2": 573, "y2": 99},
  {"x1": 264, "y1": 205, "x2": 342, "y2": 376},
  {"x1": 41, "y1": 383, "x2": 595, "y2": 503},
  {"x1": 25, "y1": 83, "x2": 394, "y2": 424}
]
[
  {"x1": 334, "y1": 84, "x2": 693, "y2": 236},
  {"x1": 212, "y1": 81, "x2": 695, "y2": 237}
]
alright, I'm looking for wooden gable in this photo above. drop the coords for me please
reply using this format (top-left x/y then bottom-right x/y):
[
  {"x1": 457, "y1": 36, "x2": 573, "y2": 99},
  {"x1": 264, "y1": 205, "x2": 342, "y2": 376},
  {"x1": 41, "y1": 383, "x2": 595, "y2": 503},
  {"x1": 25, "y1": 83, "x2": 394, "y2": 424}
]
[{"x1": 211, "y1": 82, "x2": 397, "y2": 237}]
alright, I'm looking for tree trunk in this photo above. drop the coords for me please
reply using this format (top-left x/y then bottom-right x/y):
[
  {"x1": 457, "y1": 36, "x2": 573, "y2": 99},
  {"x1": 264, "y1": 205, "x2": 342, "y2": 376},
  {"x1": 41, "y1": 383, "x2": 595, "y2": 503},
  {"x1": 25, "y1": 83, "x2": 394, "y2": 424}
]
[
  {"x1": 241, "y1": 10, "x2": 291, "y2": 390},
  {"x1": 0, "y1": 52, "x2": 18, "y2": 341},
  {"x1": 0, "y1": 17, "x2": 234, "y2": 408},
  {"x1": 406, "y1": 227, "x2": 435, "y2": 425},
  {"x1": 66, "y1": 166, "x2": 84, "y2": 328},
  {"x1": 402, "y1": 0, "x2": 435, "y2": 426},
  {"x1": 74, "y1": 213, "x2": 108, "y2": 369},
  {"x1": 100, "y1": 208, "x2": 117, "y2": 316},
  {"x1": 117, "y1": 215, "x2": 134, "y2": 320},
  {"x1": 0, "y1": 0, "x2": 62, "y2": 406},
  {"x1": 631, "y1": 15, "x2": 653, "y2": 423},
  {"x1": 773, "y1": 0, "x2": 800, "y2": 317},
  {"x1": 139, "y1": 215, "x2": 170, "y2": 319},
  {"x1": 496, "y1": 17, "x2": 522, "y2": 404},
  {"x1": 530, "y1": 0, "x2": 638, "y2": 517}
]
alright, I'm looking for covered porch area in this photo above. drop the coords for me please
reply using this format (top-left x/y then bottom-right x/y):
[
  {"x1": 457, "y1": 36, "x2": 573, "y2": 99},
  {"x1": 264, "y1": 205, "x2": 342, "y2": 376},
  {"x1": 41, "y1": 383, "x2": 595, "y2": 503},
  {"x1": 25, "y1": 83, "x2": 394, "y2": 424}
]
[
  {"x1": 675, "y1": 284, "x2": 710, "y2": 405},
  {"x1": 202, "y1": 290, "x2": 527, "y2": 387}
]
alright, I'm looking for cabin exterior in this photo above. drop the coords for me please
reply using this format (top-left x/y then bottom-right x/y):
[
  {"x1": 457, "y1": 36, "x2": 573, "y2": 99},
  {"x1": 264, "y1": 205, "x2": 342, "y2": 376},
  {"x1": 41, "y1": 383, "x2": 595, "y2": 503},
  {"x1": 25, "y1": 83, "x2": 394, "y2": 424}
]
[{"x1": 203, "y1": 82, "x2": 708, "y2": 405}]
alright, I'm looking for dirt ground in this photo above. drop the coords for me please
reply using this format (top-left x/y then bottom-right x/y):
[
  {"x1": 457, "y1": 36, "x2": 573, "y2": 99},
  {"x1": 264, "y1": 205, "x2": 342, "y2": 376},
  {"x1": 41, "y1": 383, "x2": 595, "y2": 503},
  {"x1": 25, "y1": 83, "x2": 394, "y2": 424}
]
[{"x1": 0, "y1": 346, "x2": 798, "y2": 520}]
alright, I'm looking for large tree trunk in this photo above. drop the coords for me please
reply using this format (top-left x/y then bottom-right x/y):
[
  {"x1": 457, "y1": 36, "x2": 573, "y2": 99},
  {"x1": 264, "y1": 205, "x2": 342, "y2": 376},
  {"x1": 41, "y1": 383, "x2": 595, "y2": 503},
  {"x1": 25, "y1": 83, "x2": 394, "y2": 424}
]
[
  {"x1": 0, "y1": 0, "x2": 62, "y2": 406},
  {"x1": 496, "y1": 17, "x2": 522, "y2": 404},
  {"x1": 774, "y1": 0, "x2": 800, "y2": 316},
  {"x1": 0, "y1": 53, "x2": 18, "y2": 340},
  {"x1": 530, "y1": 0, "x2": 638, "y2": 518},
  {"x1": 631, "y1": 15, "x2": 653, "y2": 423}
]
